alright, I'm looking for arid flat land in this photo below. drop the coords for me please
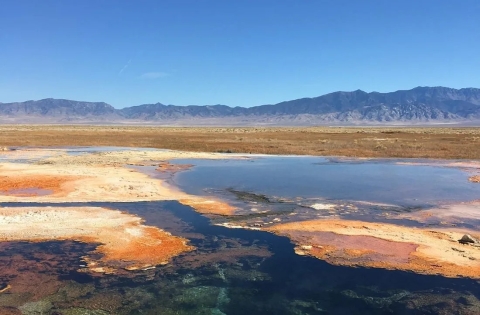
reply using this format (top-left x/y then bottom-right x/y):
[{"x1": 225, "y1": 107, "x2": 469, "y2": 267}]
[{"x1": 1, "y1": 125, "x2": 480, "y2": 159}]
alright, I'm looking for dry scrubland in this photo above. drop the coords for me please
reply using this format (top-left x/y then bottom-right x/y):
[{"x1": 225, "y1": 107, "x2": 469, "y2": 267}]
[{"x1": 1, "y1": 125, "x2": 480, "y2": 159}]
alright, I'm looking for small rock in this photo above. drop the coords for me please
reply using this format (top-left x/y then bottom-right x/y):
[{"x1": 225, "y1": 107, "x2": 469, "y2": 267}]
[
  {"x1": 469, "y1": 175, "x2": 480, "y2": 183},
  {"x1": 294, "y1": 249, "x2": 306, "y2": 256},
  {"x1": 459, "y1": 234, "x2": 478, "y2": 244}
]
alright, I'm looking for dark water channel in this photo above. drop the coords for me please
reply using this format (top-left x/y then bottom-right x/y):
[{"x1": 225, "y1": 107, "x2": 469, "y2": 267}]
[{"x1": 1, "y1": 201, "x2": 480, "y2": 314}]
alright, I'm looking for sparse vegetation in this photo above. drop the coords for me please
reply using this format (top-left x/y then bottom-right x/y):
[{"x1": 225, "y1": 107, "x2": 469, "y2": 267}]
[{"x1": 1, "y1": 125, "x2": 480, "y2": 159}]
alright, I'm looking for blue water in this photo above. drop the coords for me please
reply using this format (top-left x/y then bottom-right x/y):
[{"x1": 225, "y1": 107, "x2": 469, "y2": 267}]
[{"x1": 174, "y1": 157, "x2": 480, "y2": 206}]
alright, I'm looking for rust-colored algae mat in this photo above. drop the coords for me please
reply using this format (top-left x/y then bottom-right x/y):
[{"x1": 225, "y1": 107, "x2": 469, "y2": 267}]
[
  {"x1": 0, "y1": 206, "x2": 193, "y2": 273},
  {"x1": 0, "y1": 150, "x2": 237, "y2": 208},
  {"x1": 0, "y1": 175, "x2": 79, "y2": 196},
  {"x1": 0, "y1": 147, "x2": 241, "y2": 275},
  {"x1": 266, "y1": 219, "x2": 480, "y2": 278}
]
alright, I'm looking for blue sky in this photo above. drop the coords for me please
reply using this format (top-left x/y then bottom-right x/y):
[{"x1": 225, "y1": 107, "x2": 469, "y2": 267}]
[{"x1": 1, "y1": 1, "x2": 479, "y2": 108}]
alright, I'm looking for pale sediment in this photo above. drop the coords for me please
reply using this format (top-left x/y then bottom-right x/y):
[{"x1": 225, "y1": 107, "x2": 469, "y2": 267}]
[
  {"x1": 396, "y1": 160, "x2": 480, "y2": 169},
  {"x1": 397, "y1": 201, "x2": 480, "y2": 225},
  {"x1": 0, "y1": 161, "x2": 235, "y2": 215},
  {"x1": 266, "y1": 219, "x2": 480, "y2": 278},
  {"x1": 179, "y1": 198, "x2": 237, "y2": 215},
  {"x1": 0, "y1": 148, "x2": 64, "y2": 160},
  {"x1": 40, "y1": 148, "x2": 244, "y2": 167},
  {"x1": 0, "y1": 206, "x2": 193, "y2": 273},
  {"x1": 0, "y1": 148, "x2": 239, "y2": 275}
]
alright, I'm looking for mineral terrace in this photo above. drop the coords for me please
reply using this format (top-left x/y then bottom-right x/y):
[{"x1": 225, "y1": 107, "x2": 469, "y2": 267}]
[
  {"x1": 1, "y1": 147, "x2": 480, "y2": 279},
  {"x1": 0, "y1": 148, "x2": 241, "y2": 274}
]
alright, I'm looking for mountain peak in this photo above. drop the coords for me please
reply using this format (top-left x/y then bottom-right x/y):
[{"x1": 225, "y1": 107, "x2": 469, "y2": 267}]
[{"x1": 1, "y1": 86, "x2": 479, "y2": 125}]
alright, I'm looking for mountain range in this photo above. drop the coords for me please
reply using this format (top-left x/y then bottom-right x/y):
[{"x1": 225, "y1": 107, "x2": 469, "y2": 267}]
[{"x1": 1, "y1": 86, "x2": 480, "y2": 125}]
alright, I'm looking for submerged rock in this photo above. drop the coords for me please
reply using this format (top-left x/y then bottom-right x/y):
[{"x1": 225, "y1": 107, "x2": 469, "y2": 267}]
[
  {"x1": 18, "y1": 300, "x2": 53, "y2": 315},
  {"x1": 390, "y1": 289, "x2": 480, "y2": 315},
  {"x1": 56, "y1": 308, "x2": 110, "y2": 315},
  {"x1": 459, "y1": 234, "x2": 478, "y2": 244}
]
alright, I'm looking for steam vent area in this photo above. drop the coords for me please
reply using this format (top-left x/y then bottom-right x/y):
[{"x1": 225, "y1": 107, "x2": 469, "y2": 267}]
[{"x1": 1, "y1": 146, "x2": 480, "y2": 314}]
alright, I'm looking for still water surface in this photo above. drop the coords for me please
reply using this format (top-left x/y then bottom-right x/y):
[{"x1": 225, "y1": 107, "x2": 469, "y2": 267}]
[{"x1": 174, "y1": 156, "x2": 480, "y2": 206}]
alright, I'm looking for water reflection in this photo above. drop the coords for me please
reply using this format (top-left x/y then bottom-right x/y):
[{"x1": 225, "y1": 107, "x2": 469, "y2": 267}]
[{"x1": 173, "y1": 157, "x2": 480, "y2": 205}]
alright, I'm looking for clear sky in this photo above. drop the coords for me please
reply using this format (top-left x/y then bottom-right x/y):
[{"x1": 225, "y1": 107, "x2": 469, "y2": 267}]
[{"x1": 1, "y1": 1, "x2": 479, "y2": 108}]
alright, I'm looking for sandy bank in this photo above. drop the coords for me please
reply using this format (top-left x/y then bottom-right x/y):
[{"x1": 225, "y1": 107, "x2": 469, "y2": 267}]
[
  {"x1": 267, "y1": 219, "x2": 480, "y2": 278},
  {"x1": 0, "y1": 148, "x2": 240, "y2": 215},
  {"x1": 0, "y1": 161, "x2": 235, "y2": 215},
  {"x1": 41, "y1": 148, "x2": 245, "y2": 167},
  {"x1": 0, "y1": 206, "x2": 193, "y2": 273},
  {"x1": 0, "y1": 162, "x2": 173, "y2": 202}
]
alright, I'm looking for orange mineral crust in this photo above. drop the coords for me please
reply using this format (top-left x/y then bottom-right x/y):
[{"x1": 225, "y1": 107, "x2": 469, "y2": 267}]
[
  {"x1": 266, "y1": 219, "x2": 480, "y2": 278},
  {"x1": 0, "y1": 175, "x2": 78, "y2": 196},
  {"x1": 0, "y1": 206, "x2": 193, "y2": 273},
  {"x1": 0, "y1": 163, "x2": 237, "y2": 215}
]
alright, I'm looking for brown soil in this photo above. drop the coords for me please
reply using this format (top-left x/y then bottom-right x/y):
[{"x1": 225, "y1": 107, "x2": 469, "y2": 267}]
[
  {"x1": 2, "y1": 125, "x2": 480, "y2": 159},
  {"x1": 0, "y1": 206, "x2": 193, "y2": 273},
  {"x1": 267, "y1": 219, "x2": 480, "y2": 278}
]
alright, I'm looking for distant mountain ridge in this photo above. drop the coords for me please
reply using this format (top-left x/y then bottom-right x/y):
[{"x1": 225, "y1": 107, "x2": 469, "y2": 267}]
[{"x1": 1, "y1": 86, "x2": 480, "y2": 125}]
